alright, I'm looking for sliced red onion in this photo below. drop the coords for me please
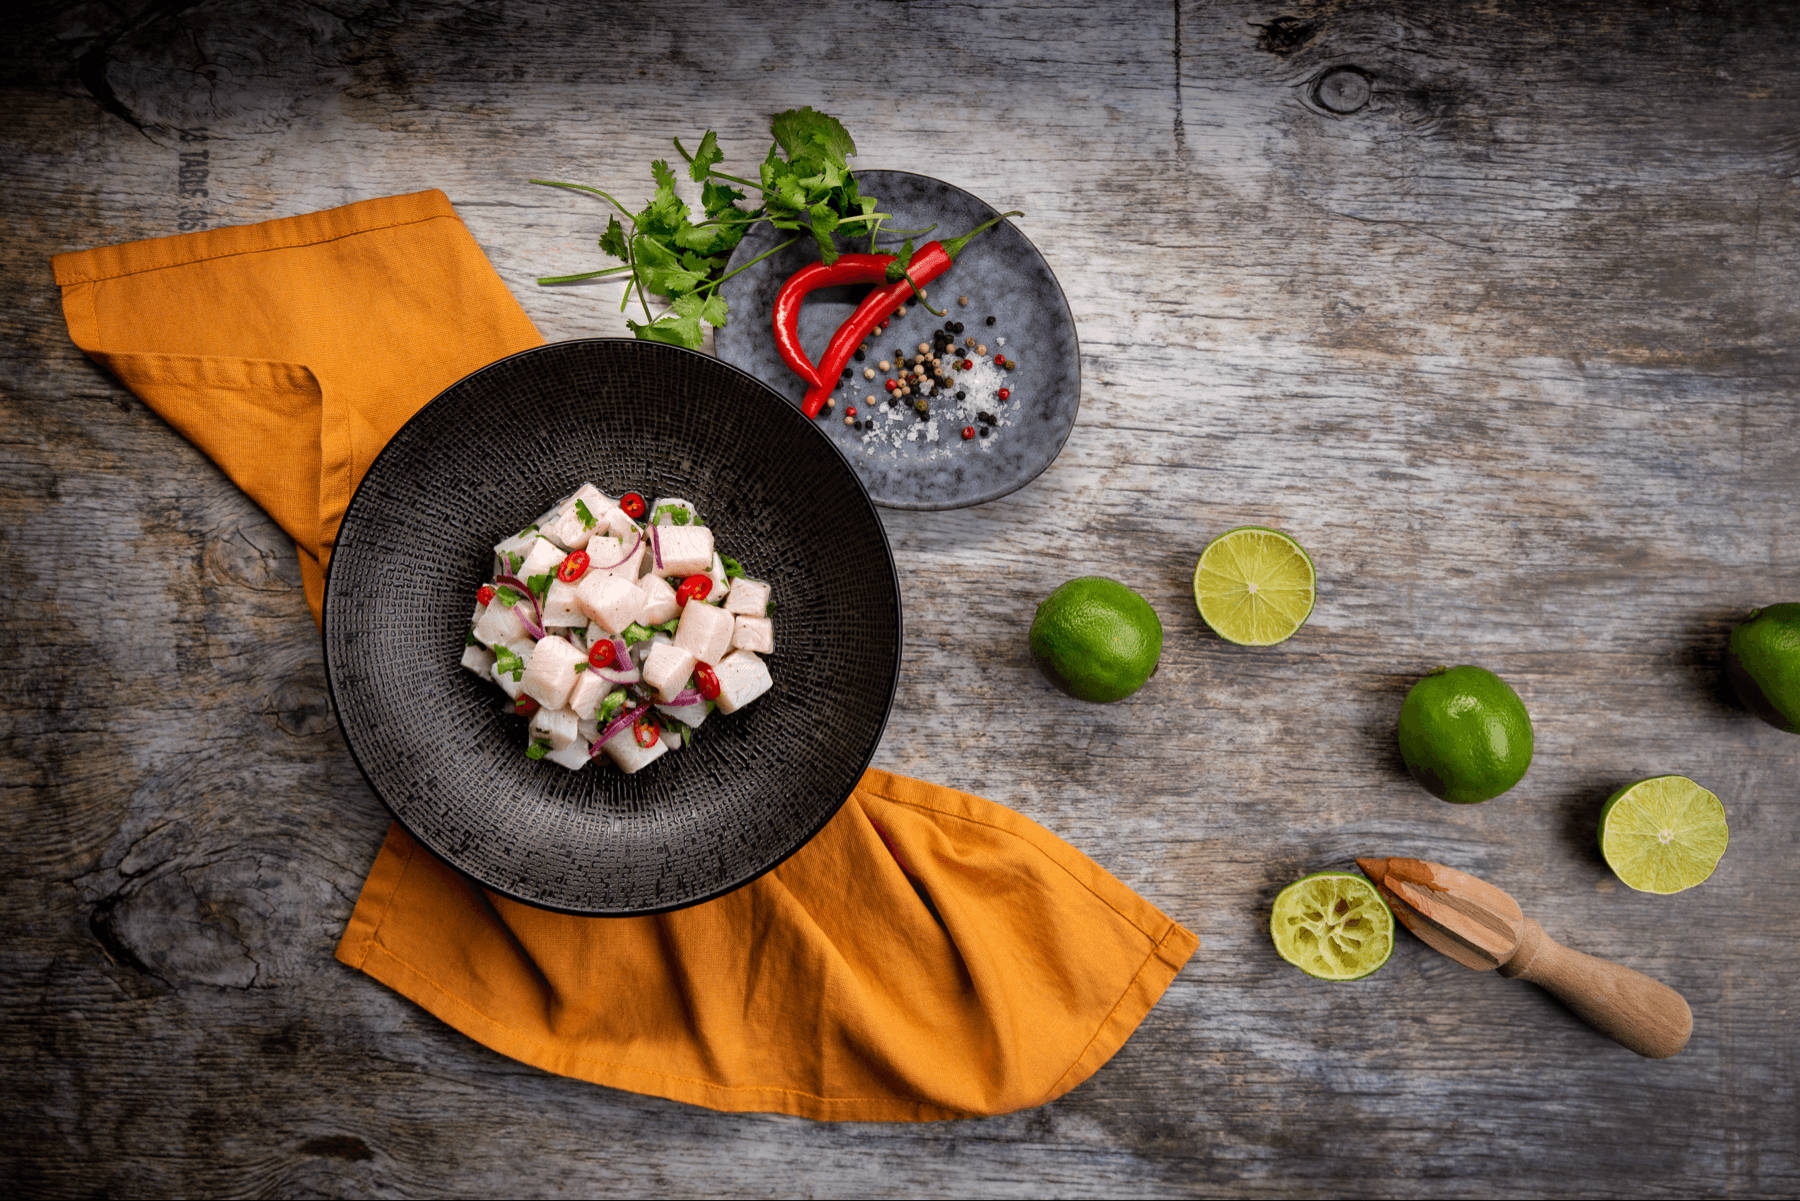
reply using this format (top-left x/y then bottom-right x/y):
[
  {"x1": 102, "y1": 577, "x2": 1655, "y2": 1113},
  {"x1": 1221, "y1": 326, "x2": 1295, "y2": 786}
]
[
  {"x1": 494, "y1": 573, "x2": 547, "y2": 639},
  {"x1": 662, "y1": 686, "x2": 703, "y2": 707},
  {"x1": 589, "y1": 702, "x2": 651, "y2": 755},
  {"x1": 649, "y1": 524, "x2": 663, "y2": 570},
  {"x1": 590, "y1": 529, "x2": 643, "y2": 570},
  {"x1": 595, "y1": 662, "x2": 641, "y2": 684}
]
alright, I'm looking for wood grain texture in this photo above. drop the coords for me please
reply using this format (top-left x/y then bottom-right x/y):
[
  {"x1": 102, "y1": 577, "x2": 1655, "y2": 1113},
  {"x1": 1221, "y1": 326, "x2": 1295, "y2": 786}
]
[{"x1": 3, "y1": 0, "x2": 1797, "y2": 1196}]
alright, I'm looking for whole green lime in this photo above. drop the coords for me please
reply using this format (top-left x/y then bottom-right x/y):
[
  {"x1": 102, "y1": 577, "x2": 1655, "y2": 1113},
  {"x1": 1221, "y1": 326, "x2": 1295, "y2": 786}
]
[
  {"x1": 1029, "y1": 577, "x2": 1163, "y2": 702},
  {"x1": 1727, "y1": 603, "x2": 1800, "y2": 734},
  {"x1": 1397, "y1": 665, "x2": 1533, "y2": 803}
]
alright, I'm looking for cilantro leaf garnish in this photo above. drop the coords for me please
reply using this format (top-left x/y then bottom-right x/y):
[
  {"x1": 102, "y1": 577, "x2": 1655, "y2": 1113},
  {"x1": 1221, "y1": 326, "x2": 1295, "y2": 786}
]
[
  {"x1": 494, "y1": 585, "x2": 525, "y2": 609},
  {"x1": 598, "y1": 690, "x2": 627, "y2": 723},
  {"x1": 533, "y1": 107, "x2": 884, "y2": 349},
  {"x1": 526, "y1": 573, "x2": 553, "y2": 602},
  {"x1": 525, "y1": 739, "x2": 551, "y2": 760},
  {"x1": 493, "y1": 645, "x2": 525, "y2": 681},
  {"x1": 719, "y1": 555, "x2": 744, "y2": 580},
  {"x1": 620, "y1": 623, "x2": 656, "y2": 646},
  {"x1": 574, "y1": 498, "x2": 597, "y2": 529}
]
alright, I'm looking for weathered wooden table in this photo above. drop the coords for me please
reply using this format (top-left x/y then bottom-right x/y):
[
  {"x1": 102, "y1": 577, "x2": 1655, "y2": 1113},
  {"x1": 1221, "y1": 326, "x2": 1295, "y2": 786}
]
[{"x1": 4, "y1": 1, "x2": 1796, "y2": 1196}]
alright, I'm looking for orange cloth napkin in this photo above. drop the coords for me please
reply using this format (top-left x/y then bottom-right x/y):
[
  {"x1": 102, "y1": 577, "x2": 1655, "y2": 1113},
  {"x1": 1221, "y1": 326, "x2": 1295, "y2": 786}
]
[{"x1": 52, "y1": 190, "x2": 1197, "y2": 1120}]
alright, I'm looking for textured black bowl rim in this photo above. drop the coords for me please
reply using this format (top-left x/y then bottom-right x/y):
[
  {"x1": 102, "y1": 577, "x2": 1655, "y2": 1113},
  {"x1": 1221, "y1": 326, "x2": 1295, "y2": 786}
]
[
  {"x1": 320, "y1": 337, "x2": 904, "y2": 916},
  {"x1": 717, "y1": 168, "x2": 1083, "y2": 512}
]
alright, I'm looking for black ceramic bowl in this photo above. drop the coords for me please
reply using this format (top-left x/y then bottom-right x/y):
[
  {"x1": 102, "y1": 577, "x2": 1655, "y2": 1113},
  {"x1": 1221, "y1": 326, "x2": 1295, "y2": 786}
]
[{"x1": 322, "y1": 339, "x2": 902, "y2": 915}]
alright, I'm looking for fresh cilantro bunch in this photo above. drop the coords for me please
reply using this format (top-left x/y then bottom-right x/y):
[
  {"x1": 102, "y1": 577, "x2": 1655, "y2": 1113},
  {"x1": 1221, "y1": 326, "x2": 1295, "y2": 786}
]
[{"x1": 533, "y1": 107, "x2": 883, "y2": 350}]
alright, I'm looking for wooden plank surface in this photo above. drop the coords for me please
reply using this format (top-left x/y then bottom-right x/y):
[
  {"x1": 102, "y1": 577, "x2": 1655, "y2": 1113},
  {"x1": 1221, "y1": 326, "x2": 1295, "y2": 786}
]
[{"x1": 3, "y1": 0, "x2": 1797, "y2": 1195}]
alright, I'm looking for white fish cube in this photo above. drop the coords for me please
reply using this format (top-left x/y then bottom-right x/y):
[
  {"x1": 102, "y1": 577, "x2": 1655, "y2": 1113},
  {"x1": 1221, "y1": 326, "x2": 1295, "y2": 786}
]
[
  {"x1": 542, "y1": 742, "x2": 593, "y2": 771},
  {"x1": 460, "y1": 642, "x2": 496, "y2": 677},
  {"x1": 712, "y1": 650, "x2": 772, "y2": 715},
  {"x1": 584, "y1": 534, "x2": 646, "y2": 581},
  {"x1": 642, "y1": 642, "x2": 697, "y2": 702},
  {"x1": 651, "y1": 497, "x2": 698, "y2": 525},
  {"x1": 519, "y1": 635, "x2": 585, "y2": 710},
  {"x1": 600, "y1": 722, "x2": 670, "y2": 774},
  {"x1": 650, "y1": 525, "x2": 714, "y2": 577},
  {"x1": 731, "y1": 615, "x2": 774, "y2": 655},
  {"x1": 673, "y1": 600, "x2": 734, "y2": 665},
  {"x1": 542, "y1": 483, "x2": 613, "y2": 549},
  {"x1": 567, "y1": 667, "x2": 606, "y2": 719},
  {"x1": 517, "y1": 535, "x2": 566, "y2": 584},
  {"x1": 705, "y1": 553, "x2": 731, "y2": 602},
  {"x1": 724, "y1": 577, "x2": 771, "y2": 616},
  {"x1": 542, "y1": 578, "x2": 585, "y2": 628},
  {"x1": 576, "y1": 574, "x2": 644, "y2": 634},
  {"x1": 472, "y1": 599, "x2": 527, "y2": 648},
  {"x1": 493, "y1": 528, "x2": 537, "y2": 574},
  {"x1": 656, "y1": 700, "x2": 710, "y2": 730},
  {"x1": 490, "y1": 639, "x2": 535, "y2": 700},
  {"x1": 529, "y1": 705, "x2": 581, "y2": 751},
  {"x1": 637, "y1": 574, "x2": 680, "y2": 625}
]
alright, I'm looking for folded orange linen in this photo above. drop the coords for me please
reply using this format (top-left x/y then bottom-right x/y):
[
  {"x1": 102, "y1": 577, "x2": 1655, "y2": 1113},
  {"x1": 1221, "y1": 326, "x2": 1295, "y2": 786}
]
[{"x1": 53, "y1": 190, "x2": 1197, "y2": 1120}]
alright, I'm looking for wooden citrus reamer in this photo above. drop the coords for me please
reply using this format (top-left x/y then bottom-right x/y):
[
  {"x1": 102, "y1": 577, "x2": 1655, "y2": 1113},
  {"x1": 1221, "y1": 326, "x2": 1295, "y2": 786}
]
[{"x1": 1356, "y1": 857, "x2": 1692, "y2": 1058}]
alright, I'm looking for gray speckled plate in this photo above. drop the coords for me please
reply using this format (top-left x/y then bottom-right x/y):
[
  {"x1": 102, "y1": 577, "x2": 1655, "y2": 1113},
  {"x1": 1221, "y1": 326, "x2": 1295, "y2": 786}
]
[{"x1": 715, "y1": 171, "x2": 1079, "y2": 510}]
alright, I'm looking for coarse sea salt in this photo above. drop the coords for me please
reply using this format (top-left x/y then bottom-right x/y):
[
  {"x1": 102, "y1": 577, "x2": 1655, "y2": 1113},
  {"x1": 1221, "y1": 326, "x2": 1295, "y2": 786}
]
[{"x1": 828, "y1": 342, "x2": 1015, "y2": 460}]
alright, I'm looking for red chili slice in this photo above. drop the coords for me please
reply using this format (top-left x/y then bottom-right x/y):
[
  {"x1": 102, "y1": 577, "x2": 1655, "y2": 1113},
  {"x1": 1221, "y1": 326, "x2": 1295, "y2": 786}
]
[
  {"x1": 514, "y1": 696, "x2": 540, "y2": 717},
  {"x1": 587, "y1": 640, "x2": 616, "y2": 670},
  {"x1": 676, "y1": 574, "x2": 713, "y2": 607},
  {"x1": 633, "y1": 714, "x2": 659, "y2": 748},
  {"x1": 556, "y1": 550, "x2": 590, "y2": 583},
  {"x1": 477, "y1": 584, "x2": 496, "y2": 606},
  {"x1": 619, "y1": 492, "x2": 646, "y2": 519},
  {"x1": 694, "y1": 662, "x2": 721, "y2": 701}
]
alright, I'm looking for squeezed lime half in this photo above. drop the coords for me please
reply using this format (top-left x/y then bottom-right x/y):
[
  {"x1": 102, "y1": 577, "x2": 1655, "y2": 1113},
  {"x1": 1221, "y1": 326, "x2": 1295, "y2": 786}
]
[{"x1": 1270, "y1": 871, "x2": 1394, "y2": 980}]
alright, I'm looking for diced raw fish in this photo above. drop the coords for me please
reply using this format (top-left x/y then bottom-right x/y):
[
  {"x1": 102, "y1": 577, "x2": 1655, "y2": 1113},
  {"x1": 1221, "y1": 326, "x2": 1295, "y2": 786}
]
[
  {"x1": 585, "y1": 620, "x2": 608, "y2": 646},
  {"x1": 460, "y1": 643, "x2": 496, "y2": 676},
  {"x1": 542, "y1": 578, "x2": 584, "y2": 628},
  {"x1": 724, "y1": 577, "x2": 771, "y2": 616},
  {"x1": 541, "y1": 483, "x2": 613, "y2": 549},
  {"x1": 469, "y1": 599, "x2": 488, "y2": 626},
  {"x1": 732, "y1": 615, "x2": 774, "y2": 655},
  {"x1": 712, "y1": 650, "x2": 772, "y2": 714},
  {"x1": 472, "y1": 599, "x2": 527, "y2": 647},
  {"x1": 600, "y1": 723, "x2": 670, "y2": 773},
  {"x1": 650, "y1": 497, "x2": 698, "y2": 525},
  {"x1": 519, "y1": 635, "x2": 585, "y2": 709},
  {"x1": 642, "y1": 642, "x2": 698, "y2": 702},
  {"x1": 655, "y1": 700, "x2": 709, "y2": 729},
  {"x1": 517, "y1": 535, "x2": 565, "y2": 583},
  {"x1": 705, "y1": 553, "x2": 731, "y2": 602},
  {"x1": 542, "y1": 742, "x2": 592, "y2": 771},
  {"x1": 661, "y1": 724, "x2": 683, "y2": 749},
  {"x1": 530, "y1": 705, "x2": 580, "y2": 750},
  {"x1": 649, "y1": 525, "x2": 714, "y2": 577},
  {"x1": 567, "y1": 667, "x2": 606, "y2": 719},
  {"x1": 673, "y1": 600, "x2": 734, "y2": 664},
  {"x1": 637, "y1": 574, "x2": 680, "y2": 625},
  {"x1": 493, "y1": 528, "x2": 537, "y2": 573},
  {"x1": 490, "y1": 639, "x2": 535, "y2": 700},
  {"x1": 576, "y1": 574, "x2": 644, "y2": 634}
]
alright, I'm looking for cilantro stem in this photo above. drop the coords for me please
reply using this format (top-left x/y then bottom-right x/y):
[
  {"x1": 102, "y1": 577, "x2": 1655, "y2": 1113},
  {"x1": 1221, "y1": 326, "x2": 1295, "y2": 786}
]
[
  {"x1": 705, "y1": 169, "x2": 762, "y2": 189},
  {"x1": 537, "y1": 265, "x2": 634, "y2": 286},
  {"x1": 528, "y1": 179, "x2": 638, "y2": 226}
]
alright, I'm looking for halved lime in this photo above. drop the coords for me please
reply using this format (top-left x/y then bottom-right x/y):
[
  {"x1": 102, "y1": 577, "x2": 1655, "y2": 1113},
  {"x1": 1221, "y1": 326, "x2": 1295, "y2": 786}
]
[
  {"x1": 1270, "y1": 871, "x2": 1394, "y2": 980},
  {"x1": 1599, "y1": 776, "x2": 1729, "y2": 895},
  {"x1": 1193, "y1": 527, "x2": 1316, "y2": 646}
]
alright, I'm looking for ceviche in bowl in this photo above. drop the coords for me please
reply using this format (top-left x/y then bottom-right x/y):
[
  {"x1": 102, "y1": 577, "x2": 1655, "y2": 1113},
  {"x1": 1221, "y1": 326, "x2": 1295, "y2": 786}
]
[{"x1": 464, "y1": 486, "x2": 776, "y2": 774}]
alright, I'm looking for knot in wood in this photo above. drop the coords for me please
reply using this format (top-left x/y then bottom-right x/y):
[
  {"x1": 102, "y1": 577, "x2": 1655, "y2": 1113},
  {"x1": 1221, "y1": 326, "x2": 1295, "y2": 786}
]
[{"x1": 1314, "y1": 66, "x2": 1372, "y2": 114}]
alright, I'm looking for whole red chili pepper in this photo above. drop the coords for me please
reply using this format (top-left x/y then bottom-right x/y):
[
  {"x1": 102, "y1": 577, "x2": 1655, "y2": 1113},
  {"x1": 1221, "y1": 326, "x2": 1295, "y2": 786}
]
[
  {"x1": 798, "y1": 211, "x2": 1021, "y2": 418},
  {"x1": 771, "y1": 253, "x2": 895, "y2": 389}
]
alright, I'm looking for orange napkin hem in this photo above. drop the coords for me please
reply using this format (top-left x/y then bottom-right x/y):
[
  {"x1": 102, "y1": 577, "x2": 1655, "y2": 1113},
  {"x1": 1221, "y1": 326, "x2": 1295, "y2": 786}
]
[{"x1": 336, "y1": 769, "x2": 1198, "y2": 1121}]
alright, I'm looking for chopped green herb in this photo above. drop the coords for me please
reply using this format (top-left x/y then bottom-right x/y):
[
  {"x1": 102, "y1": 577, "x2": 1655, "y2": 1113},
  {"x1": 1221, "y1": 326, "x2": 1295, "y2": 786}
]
[
  {"x1": 515, "y1": 524, "x2": 538, "y2": 539},
  {"x1": 526, "y1": 573, "x2": 553, "y2": 602},
  {"x1": 573, "y1": 661, "x2": 588, "y2": 674},
  {"x1": 495, "y1": 584, "x2": 525, "y2": 608},
  {"x1": 574, "y1": 498, "x2": 597, "y2": 529},
  {"x1": 719, "y1": 555, "x2": 745, "y2": 579},
  {"x1": 464, "y1": 629, "x2": 478, "y2": 646},
  {"x1": 651, "y1": 618, "x2": 680, "y2": 636},
  {"x1": 526, "y1": 739, "x2": 551, "y2": 760},
  {"x1": 502, "y1": 551, "x2": 524, "y2": 575},
  {"x1": 653, "y1": 503, "x2": 694, "y2": 526},
  {"x1": 493, "y1": 645, "x2": 526, "y2": 681},
  {"x1": 620, "y1": 622, "x2": 656, "y2": 646},
  {"x1": 665, "y1": 718, "x2": 693, "y2": 745},
  {"x1": 598, "y1": 690, "x2": 627, "y2": 723}
]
